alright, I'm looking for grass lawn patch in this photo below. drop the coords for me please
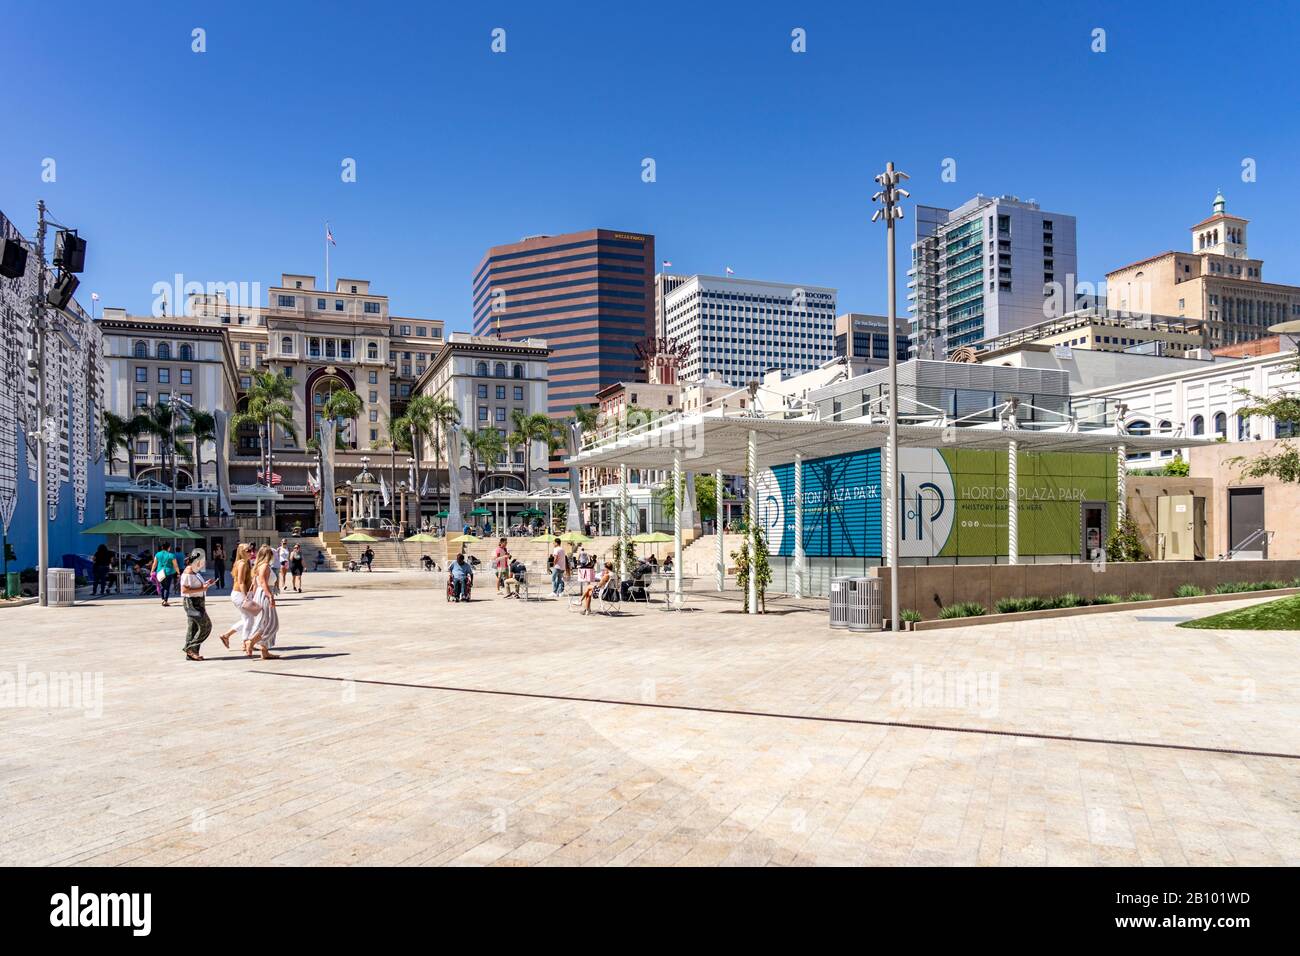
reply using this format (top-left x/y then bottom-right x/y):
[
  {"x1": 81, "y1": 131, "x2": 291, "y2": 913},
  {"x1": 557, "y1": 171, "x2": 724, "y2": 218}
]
[{"x1": 1178, "y1": 595, "x2": 1300, "y2": 630}]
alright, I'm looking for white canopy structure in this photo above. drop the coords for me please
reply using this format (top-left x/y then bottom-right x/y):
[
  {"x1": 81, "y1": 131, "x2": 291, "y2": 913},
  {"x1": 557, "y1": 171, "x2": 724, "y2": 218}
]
[{"x1": 566, "y1": 386, "x2": 1217, "y2": 614}]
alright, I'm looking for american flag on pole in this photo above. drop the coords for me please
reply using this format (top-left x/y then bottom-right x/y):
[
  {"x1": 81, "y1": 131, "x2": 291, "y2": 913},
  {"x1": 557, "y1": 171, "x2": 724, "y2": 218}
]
[
  {"x1": 326, "y1": 223, "x2": 336, "y2": 246},
  {"x1": 257, "y1": 469, "x2": 283, "y2": 486},
  {"x1": 661, "y1": 260, "x2": 672, "y2": 269},
  {"x1": 725, "y1": 266, "x2": 734, "y2": 275}
]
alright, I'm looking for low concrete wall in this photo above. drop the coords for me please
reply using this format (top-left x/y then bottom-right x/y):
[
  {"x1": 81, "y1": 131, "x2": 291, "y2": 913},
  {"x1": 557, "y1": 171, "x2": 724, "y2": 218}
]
[
  {"x1": 869, "y1": 558, "x2": 1300, "y2": 621},
  {"x1": 911, "y1": 587, "x2": 1300, "y2": 630}
]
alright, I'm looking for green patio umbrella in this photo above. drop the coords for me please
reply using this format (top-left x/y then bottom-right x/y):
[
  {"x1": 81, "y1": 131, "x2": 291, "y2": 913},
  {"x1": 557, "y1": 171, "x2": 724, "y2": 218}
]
[
  {"x1": 518, "y1": 508, "x2": 545, "y2": 518},
  {"x1": 341, "y1": 532, "x2": 379, "y2": 543},
  {"x1": 632, "y1": 531, "x2": 675, "y2": 562},
  {"x1": 449, "y1": 533, "x2": 480, "y2": 543},
  {"x1": 469, "y1": 508, "x2": 492, "y2": 516},
  {"x1": 81, "y1": 520, "x2": 152, "y2": 592},
  {"x1": 558, "y1": 532, "x2": 591, "y2": 544},
  {"x1": 404, "y1": 532, "x2": 440, "y2": 543},
  {"x1": 631, "y1": 532, "x2": 674, "y2": 544},
  {"x1": 435, "y1": 510, "x2": 450, "y2": 518},
  {"x1": 171, "y1": 528, "x2": 204, "y2": 541}
]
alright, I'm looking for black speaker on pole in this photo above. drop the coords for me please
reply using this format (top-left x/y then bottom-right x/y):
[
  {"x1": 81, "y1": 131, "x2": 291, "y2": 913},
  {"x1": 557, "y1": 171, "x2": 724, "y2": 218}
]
[
  {"x1": 0, "y1": 238, "x2": 27, "y2": 279},
  {"x1": 47, "y1": 272, "x2": 79, "y2": 310},
  {"x1": 54, "y1": 230, "x2": 86, "y2": 273}
]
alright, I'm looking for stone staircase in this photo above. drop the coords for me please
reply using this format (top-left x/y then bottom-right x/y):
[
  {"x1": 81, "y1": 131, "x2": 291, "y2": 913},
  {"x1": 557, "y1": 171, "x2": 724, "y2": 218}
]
[{"x1": 677, "y1": 532, "x2": 746, "y2": 579}]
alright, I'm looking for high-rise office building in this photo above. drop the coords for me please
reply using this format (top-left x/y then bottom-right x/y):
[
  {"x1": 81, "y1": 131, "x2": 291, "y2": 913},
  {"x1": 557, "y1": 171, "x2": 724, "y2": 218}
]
[
  {"x1": 472, "y1": 228, "x2": 655, "y2": 415},
  {"x1": 661, "y1": 274, "x2": 837, "y2": 386},
  {"x1": 908, "y1": 195, "x2": 1078, "y2": 357}
]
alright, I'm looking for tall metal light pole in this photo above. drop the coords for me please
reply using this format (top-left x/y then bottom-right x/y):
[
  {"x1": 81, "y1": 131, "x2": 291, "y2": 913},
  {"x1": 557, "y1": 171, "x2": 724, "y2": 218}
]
[
  {"x1": 31, "y1": 202, "x2": 50, "y2": 606},
  {"x1": 872, "y1": 162, "x2": 909, "y2": 632}
]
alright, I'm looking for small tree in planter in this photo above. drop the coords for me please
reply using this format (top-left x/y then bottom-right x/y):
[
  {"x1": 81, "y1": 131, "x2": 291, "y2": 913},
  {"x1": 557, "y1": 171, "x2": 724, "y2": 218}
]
[
  {"x1": 732, "y1": 526, "x2": 772, "y2": 613},
  {"x1": 1105, "y1": 510, "x2": 1149, "y2": 562}
]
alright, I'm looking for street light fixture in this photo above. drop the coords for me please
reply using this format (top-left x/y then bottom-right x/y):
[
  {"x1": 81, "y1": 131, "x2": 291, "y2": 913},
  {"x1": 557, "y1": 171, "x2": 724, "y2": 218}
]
[{"x1": 871, "y1": 162, "x2": 909, "y2": 632}]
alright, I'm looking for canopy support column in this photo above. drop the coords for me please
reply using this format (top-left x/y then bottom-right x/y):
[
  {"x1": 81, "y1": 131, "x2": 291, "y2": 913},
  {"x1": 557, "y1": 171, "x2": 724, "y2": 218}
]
[
  {"x1": 618, "y1": 463, "x2": 629, "y2": 582},
  {"x1": 715, "y1": 467, "x2": 724, "y2": 591},
  {"x1": 794, "y1": 452, "x2": 804, "y2": 599},
  {"x1": 673, "y1": 451, "x2": 683, "y2": 607},
  {"x1": 747, "y1": 429, "x2": 758, "y2": 615},
  {"x1": 1007, "y1": 438, "x2": 1019, "y2": 566},
  {"x1": 1116, "y1": 444, "x2": 1127, "y2": 526}
]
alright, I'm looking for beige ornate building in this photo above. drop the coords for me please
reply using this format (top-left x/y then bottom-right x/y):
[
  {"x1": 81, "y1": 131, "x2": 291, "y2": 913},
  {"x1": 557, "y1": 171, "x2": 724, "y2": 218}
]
[
  {"x1": 102, "y1": 274, "x2": 444, "y2": 529},
  {"x1": 1106, "y1": 193, "x2": 1300, "y2": 346}
]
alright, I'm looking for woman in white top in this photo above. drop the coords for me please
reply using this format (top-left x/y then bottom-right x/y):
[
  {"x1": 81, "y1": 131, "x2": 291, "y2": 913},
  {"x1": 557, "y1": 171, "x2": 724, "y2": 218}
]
[
  {"x1": 216, "y1": 543, "x2": 256, "y2": 654},
  {"x1": 180, "y1": 549, "x2": 217, "y2": 661},
  {"x1": 247, "y1": 545, "x2": 281, "y2": 660}
]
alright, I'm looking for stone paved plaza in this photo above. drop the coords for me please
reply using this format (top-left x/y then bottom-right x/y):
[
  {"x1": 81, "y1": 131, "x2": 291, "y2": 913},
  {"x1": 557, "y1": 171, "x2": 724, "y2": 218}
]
[{"x1": 2, "y1": 571, "x2": 1298, "y2": 866}]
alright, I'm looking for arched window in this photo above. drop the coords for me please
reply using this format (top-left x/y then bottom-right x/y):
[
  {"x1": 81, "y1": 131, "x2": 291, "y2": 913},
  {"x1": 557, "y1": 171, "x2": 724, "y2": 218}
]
[
  {"x1": 156, "y1": 343, "x2": 171, "y2": 360},
  {"x1": 1237, "y1": 413, "x2": 1250, "y2": 441},
  {"x1": 1191, "y1": 414, "x2": 1204, "y2": 436},
  {"x1": 1158, "y1": 419, "x2": 1172, "y2": 433},
  {"x1": 179, "y1": 344, "x2": 193, "y2": 361},
  {"x1": 133, "y1": 341, "x2": 148, "y2": 358},
  {"x1": 281, "y1": 336, "x2": 293, "y2": 354},
  {"x1": 512, "y1": 363, "x2": 524, "y2": 379},
  {"x1": 367, "y1": 342, "x2": 378, "y2": 361},
  {"x1": 494, "y1": 362, "x2": 507, "y2": 377},
  {"x1": 1213, "y1": 411, "x2": 1227, "y2": 435},
  {"x1": 476, "y1": 361, "x2": 488, "y2": 376},
  {"x1": 1127, "y1": 419, "x2": 1151, "y2": 436}
]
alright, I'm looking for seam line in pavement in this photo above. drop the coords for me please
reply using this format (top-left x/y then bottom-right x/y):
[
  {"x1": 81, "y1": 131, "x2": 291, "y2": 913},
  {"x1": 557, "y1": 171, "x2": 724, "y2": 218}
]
[{"x1": 250, "y1": 670, "x2": 1300, "y2": 761}]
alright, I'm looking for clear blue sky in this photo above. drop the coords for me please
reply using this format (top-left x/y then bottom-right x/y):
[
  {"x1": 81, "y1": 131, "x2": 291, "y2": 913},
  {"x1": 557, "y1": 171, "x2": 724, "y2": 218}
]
[{"x1": 3, "y1": 0, "x2": 1299, "y2": 329}]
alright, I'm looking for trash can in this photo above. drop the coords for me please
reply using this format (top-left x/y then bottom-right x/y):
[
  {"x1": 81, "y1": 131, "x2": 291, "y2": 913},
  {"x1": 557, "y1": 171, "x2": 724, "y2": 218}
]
[
  {"x1": 829, "y1": 575, "x2": 853, "y2": 628},
  {"x1": 848, "y1": 576, "x2": 883, "y2": 632},
  {"x1": 48, "y1": 568, "x2": 76, "y2": 607},
  {"x1": 4, "y1": 571, "x2": 18, "y2": 599}
]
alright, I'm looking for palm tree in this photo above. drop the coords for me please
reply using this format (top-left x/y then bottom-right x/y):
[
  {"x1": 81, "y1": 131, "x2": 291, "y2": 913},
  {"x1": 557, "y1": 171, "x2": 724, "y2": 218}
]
[
  {"x1": 188, "y1": 410, "x2": 216, "y2": 486},
  {"x1": 229, "y1": 371, "x2": 297, "y2": 520},
  {"x1": 103, "y1": 410, "x2": 148, "y2": 478},
  {"x1": 401, "y1": 395, "x2": 436, "y2": 524},
  {"x1": 511, "y1": 410, "x2": 553, "y2": 492},
  {"x1": 571, "y1": 403, "x2": 599, "y2": 446},
  {"x1": 426, "y1": 395, "x2": 459, "y2": 513},
  {"x1": 321, "y1": 388, "x2": 363, "y2": 447},
  {"x1": 464, "y1": 428, "x2": 505, "y2": 496},
  {"x1": 142, "y1": 401, "x2": 193, "y2": 484}
]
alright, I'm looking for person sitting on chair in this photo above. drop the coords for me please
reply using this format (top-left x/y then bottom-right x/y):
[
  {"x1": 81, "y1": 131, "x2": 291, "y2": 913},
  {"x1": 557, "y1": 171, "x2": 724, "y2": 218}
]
[
  {"x1": 582, "y1": 562, "x2": 615, "y2": 615},
  {"x1": 421, "y1": 554, "x2": 439, "y2": 572},
  {"x1": 504, "y1": 559, "x2": 527, "y2": 598}
]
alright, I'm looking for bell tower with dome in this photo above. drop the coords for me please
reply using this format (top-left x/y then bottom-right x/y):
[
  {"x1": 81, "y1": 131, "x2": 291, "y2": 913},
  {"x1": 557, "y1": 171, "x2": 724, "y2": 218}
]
[{"x1": 1192, "y1": 190, "x2": 1250, "y2": 260}]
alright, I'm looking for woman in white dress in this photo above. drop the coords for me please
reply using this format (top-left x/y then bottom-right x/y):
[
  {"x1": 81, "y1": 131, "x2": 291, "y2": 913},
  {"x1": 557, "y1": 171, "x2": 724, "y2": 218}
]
[
  {"x1": 248, "y1": 544, "x2": 281, "y2": 660},
  {"x1": 215, "y1": 543, "x2": 256, "y2": 652}
]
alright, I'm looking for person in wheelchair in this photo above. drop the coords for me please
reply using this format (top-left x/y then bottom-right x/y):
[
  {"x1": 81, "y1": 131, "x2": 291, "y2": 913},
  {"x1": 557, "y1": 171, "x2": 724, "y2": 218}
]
[
  {"x1": 581, "y1": 562, "x2": 617, "y2": 615},
  {"x1": 449, "y1": 553, "x2": 473, "y2": 602}
]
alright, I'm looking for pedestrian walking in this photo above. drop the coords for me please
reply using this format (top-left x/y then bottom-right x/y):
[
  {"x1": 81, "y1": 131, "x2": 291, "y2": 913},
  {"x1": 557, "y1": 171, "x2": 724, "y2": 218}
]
[
  {"x1": 493, "y1": 537, "x2": 511, "y2": 593},
  {"x1": 152, "y1": 545, "x2": 179, "y2": 607},
  {"x1": 276, "y1": 539, "x2": 290, "y2": 591},
  {"x1": 180, "y1": 549, "x2": 217, "y2": 661},
  {"x1": 215, "y1": 543, "x2": 256, "y2": 653},
  {"x1": 289, "y1": 544, "x2": 304, "y2": 592},
  {"x1": 362, "y1": 546, "x2": 374, "y2": 572},
  {"x1": 550, "y1": 537, "x2": 567, "y2": 597},
  {"x1": 91, "y1": 544, "x2": 112, "y2": 596},
  {"x1": 247, "y1": 545, "x2": 281, "y2": 660},
  {"x1": 211, "y1": 541, "x2": 227, "y2": 591}
]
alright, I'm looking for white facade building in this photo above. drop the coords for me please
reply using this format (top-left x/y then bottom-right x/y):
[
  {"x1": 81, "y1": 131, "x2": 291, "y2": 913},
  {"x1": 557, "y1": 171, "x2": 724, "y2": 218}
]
[
  {"x1": 909, "y1": 195, "x2": 1079, "y2": 358},
  {"x1": 415, "y1": 333, "x2": 551, "y2": 495},
  {"x1": 1077, "y1": 350, "x2": 1299, "y2": 468},
  {"x1": 662, "y1": 274, "x2": 837, "y2": 386}
]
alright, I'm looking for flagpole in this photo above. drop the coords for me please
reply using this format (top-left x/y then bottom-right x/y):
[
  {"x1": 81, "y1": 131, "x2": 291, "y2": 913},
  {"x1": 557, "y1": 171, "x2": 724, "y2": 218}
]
[{"x1": 325, "y1": 221, "x2": 330, "y2": 291}]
